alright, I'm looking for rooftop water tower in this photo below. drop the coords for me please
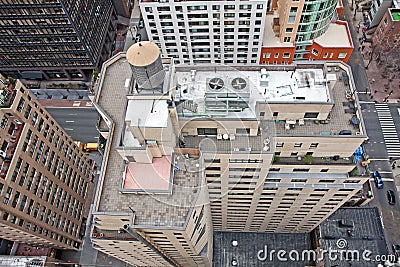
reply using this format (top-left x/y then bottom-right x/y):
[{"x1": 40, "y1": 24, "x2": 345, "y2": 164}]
[{"x1": 126, "y1": 41, "x2": 165, "y2": 93}]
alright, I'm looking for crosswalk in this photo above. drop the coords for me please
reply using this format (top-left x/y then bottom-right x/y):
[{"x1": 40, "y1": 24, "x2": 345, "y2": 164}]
[{"x1": 375, "y1": 103, "x2": 400, "y2": 158}]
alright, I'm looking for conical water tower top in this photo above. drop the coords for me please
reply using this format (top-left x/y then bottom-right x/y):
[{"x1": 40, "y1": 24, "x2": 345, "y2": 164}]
[
  {"x1": 126, "y1": 41, "x2": 165, "y2": 92},
  {"x1": 126, "y1": 41, "x2": 160, "y2": 67}
]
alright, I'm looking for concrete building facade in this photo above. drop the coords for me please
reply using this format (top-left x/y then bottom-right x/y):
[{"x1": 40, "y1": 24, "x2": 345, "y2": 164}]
[
  {"x1": 90, "y1": 41, "x2": 370, "y2": 266},
  {"x1": 139, "y1": 0, "x2": 267, "y2": 65},
  {"x1": 0, "y1": 0, "x2": 117, "y2": 80},
  {"x1": 0, "y1": 78, "x2": 94, "y2": 250}
]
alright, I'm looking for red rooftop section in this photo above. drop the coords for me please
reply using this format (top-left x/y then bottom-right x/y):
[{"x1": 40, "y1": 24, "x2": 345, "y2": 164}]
[{"x1": 122, "y1": 156, "x2": 173, "y2": 194}]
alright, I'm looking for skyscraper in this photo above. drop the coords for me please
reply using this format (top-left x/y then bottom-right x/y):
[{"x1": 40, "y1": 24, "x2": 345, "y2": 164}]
[
  {"x1": 90, "y1": 42, "x2": 370, "y2": 266},
  {"x1": 0, "y1": 77, "x2": 94, "y2": 250},
  {"x1": 0, "y1": 0, "x2": 116, "y2": 80}
]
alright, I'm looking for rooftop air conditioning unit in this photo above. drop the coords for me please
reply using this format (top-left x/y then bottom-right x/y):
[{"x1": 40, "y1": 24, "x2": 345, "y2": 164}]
[
  {"x1": 229, "y1": 77, "x2": 249, "y2": 92},
  {"x1": 206, "y1": 77, "x2": 225, "y2": 93}
]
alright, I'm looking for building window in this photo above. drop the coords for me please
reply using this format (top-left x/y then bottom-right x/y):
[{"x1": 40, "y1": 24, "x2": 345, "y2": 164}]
[
  {"x1": 229, "y1": 159, "x2": 263, "y2": 163},
  {"x1": 294, "y1": 143, "x2": 302, "y2": 147},
  {"x1": 31, "y1": 112, "x2": 38, "y2": 126},
  {"x1": 0, "y1": 117, "x2": 8, "y2": 129},
  {"x1": 304, "y1": 112, "x2": 319, "y2": 118},
  {"x1": 274, "y1": 151, "x2": 281, "y2": 156},
  {"x1": 17, "y1": 98, "x2": 25, "y2": 112},
  {"x1": 288, "y1": 15, "x2": 296, "y2": 23},
  {"x1": 263, "y1": 53, "x2": 271, "y2": 58},
  {"x1": 269, "y1": 168, "x2": 280, "y2": 172},
  {"x1": 276, "y1": 142, "x2": 284, "y2": 147},
  {"x1": 283, "y1": 52, "x2": 291, "y2": 58},
  {"x1": 344, "y1": 179, "x2": 360, "y2": 183},
  {"x1": 197, "y1": 128, "x2": 217, "y2": 136},
  {"x1": 310, "y1": 143, "x2": 318, "y2": 148},
  {"x1": 293, "y1": 168, "x2": 309, "y2": 172},
  {"x1": 321, "y1": 169, "x2": 329, "y2": 172},
  {"x1": 24, "y1": 105, "x2": 32, "y2": 119},
  {"x1": 338, "y1": 52, "x2": 347, "y2": 58},
  {"x1": 292, "y1": 179, "x2": 307, "y2": 183},
  {"x1": 274, "y1": 53, "x2": 279, "y2": 58},
  {"x1": 319, "y1": 179, "x2": 335, "y2": 183},
  {"x1": 286, "y1": 27, "x2": 293, "y2": 32},
  {"x1": 291, "y1": 152, "x2": 298, "y2": 156},
  {"x1": 323, "y1": 53, "x2": 328, "y2": 58},
  {"x1": 273, "y1": 112, "x2": 278, "y2": 117},
  {"x1": 312, "y1": 49, "x2": 319, "y2": 56},
  {"x1": 236, "y1": 128, "x2": 250, "y2": 135},
  {"x1": 3, "y1": 188, "x2": 12, "y2": 204},
  {"x1": 283, "y1": 37, "x2": 291, "y2": 43}
]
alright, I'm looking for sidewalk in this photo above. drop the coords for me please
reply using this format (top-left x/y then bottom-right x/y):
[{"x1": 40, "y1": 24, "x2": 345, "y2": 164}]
[{"x1": 352, "y1": 4, "x2": 400, "y2": 103}]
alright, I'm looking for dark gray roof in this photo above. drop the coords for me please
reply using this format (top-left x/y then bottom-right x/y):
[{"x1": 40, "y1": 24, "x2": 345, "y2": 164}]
[
  {"x1": 320, "y1": 207, "x2": 389, "y2": 267},
  {"x1": 213, "y1": 231, "x2": 313, "y2": 267}
]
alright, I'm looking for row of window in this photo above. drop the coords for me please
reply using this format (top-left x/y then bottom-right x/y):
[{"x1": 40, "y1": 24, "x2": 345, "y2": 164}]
[
  {"x1": 311, "y1": 49, "x2": 348, "y2": 59},
  {"x1": 0, "y1": 210, "x2": 80, "y2": 249},
  {"x1": 276, "y1": 142, "x2": 319, "y2": 148},
  {"x1": 0, "y1": 184, "x2": 83, "y2": 239},
  {"x1": 262, "y1": 52, "x2": 292, "y2": 59},
  {"x1": 2, "y1": 171, "x2": 85, "y2": 221},
  {"x1": 11, "y1": 155, "x2": 88, "y2": 202},
  {"x1": 146, "y1": 5, "x2": 263, "y2": 13},
  {"x1": 22, "y1": 130, "x2": 91, "y2": 182}
]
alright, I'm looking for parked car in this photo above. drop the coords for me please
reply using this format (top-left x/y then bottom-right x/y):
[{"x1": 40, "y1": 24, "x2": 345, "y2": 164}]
[
  {"x1": 135, "y1": 34, "x2": 141, "y2": 43},
  {"x1": 373, "y1": 171, "x2": 384, "y2": 189},
  {"x1": 387, "y1": 190, "x2": 396, "y2": 205},
  {"x1": 138, "y1": 19, "x2": 144, "y2": 29}
]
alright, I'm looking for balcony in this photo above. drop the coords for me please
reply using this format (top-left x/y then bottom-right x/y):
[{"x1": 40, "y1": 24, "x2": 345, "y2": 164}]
[
  {"x1": 0, "y1": 82, "x2": 17, "y2": 108},
  {"x1": 274, "y1": 156, "x2": 355, "y2": 165},
  {"x1": 183, "y1": 134, "x2": 271, "y2": 153},
  {"x1": 0, "y1": 120, "x2": 25, "y2": 179}
]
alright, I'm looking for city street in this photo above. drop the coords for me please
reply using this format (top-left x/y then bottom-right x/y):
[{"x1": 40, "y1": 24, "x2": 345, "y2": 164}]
[
  {"x1": 360, "y1": 103, "x2": 400, "y2": 247},
  {"x1": 46, "y1": 108, "x2": 99, "y2": 144},
  {"x1": 342, "y1": 0, "x2": 400, "y2": 251}
]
